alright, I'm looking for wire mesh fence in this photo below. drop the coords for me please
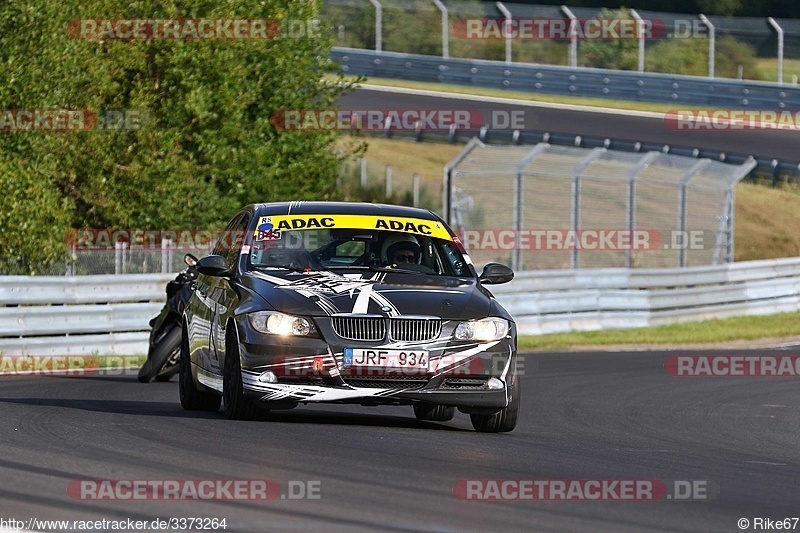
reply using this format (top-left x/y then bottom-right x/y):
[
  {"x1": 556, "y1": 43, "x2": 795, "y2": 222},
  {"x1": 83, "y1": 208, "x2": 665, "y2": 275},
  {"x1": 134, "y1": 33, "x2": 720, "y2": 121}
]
[
  {"x1": 35, "y1": 243, "x2": 213, "y2": 276},
  {"x1": 445, "y1": 139, "x2": 756, "y2": 270}
]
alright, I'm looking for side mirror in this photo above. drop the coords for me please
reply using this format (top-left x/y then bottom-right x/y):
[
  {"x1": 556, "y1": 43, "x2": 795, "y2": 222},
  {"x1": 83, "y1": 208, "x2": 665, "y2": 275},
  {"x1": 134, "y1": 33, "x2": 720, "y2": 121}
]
[
  {"x1": 479, "y1": 262, "x2": 514, "y2": 285},
  {"x1": 184, "y1": 253, "x2": 198, "y2": 267},
  {"x1": 196, "y1": 255, "x2": 232, "y2": 277}
]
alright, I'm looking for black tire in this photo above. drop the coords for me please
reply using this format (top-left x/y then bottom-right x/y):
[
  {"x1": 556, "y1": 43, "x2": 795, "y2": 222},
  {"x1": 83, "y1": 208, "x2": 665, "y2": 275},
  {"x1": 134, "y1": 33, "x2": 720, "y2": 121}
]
[
  {"x1": 179, "y1": 328, "x2": 221, "y2": 411},
  {"x1": 413, "y1": 403, "x2": 455, "y2": 422},
  {"x1": 138, "y1": 328, "x2": 182, "y2": 383},
  {"x1": 222, "y1": 326, "x2": 261, "y2": 421},
  {"x1": 470, "y1": 377, "x2": 520, "y2": 433}
]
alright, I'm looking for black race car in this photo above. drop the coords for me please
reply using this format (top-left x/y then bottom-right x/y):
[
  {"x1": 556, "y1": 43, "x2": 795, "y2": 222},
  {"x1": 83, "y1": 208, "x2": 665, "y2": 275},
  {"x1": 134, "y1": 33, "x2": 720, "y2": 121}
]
[{"x1": 180, "y1": 201, "x2": 519, "y2": 432}]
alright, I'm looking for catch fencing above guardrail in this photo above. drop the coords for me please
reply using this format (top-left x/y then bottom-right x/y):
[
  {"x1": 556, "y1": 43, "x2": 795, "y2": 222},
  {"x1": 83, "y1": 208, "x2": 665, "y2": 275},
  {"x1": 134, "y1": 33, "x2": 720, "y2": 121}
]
[
  {"x1": 444, "y1": 140, "x2": 756, "y2": 270},
  {"x1": 332, "y1": 47, "x2": 800, "y2": 109},
  {"x1": 2, "y1": 258, "x2": 800, "y2": 352}
]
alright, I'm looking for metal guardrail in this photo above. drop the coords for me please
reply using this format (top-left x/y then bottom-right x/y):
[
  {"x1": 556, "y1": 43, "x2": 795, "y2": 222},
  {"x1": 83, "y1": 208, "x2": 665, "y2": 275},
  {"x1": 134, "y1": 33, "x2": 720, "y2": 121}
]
[
  {"x1": 491, "y1": 257, "x2": 800, "y2": 334},
  {"x1": 0, "y1": 274, "x2": 172, "y2": 356},
  {"x1": 333, "y1": 47, "x2": 800, "y2": 108},
  {"x1": 2, "y1": 260, "x2": 800, "y2": 352}
]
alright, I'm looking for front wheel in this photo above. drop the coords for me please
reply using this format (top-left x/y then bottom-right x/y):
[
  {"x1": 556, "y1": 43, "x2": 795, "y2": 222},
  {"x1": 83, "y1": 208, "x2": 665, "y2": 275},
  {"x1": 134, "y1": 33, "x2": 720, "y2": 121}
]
[
  {"x1": 222, "y1": 327, "x2": 261, "y2": 421},
  {"x1": 179, "y1": 329, "x2": 221, "y2": 412},
  {"x1": 470, "y1": 378, "x2": 520, "y2": 433},
  {"x1": 138, "y1": 328, "x2": 182, "y2": 383}
]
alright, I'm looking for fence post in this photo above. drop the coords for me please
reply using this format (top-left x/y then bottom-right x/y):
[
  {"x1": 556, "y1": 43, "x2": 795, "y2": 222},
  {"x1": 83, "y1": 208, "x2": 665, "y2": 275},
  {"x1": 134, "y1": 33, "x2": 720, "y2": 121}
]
[
  {"x1": 768, "y1": 17, "x2": 784, "y2": 84},
  {"x1": 115, "y1": 241, "x2": 122, "y2": 275},
  {"x1": 385, "y1": 165, "x2": 392, "y2": 199},
  {"x1": 443, "y1": 138, "x2": 483, "y2": 224},
  {"x1": 677, "y1": 159, "x2": 711, "y2": 267},
  {"x1": 699, "y1": 14, "x2": 715, "y2": 78},
  {"x1": 631, "y1": 9, "x2": 645, "y2": 73},
  {"x1": 432, "y1": 0, "x2": 449, "y2": 59},
  {"x1": 413, "y1": 174, "x2": 420, "y2": 207},
  {"x1": 570, "y1": 148, "x2": 606, "y2": 269},
  {"x1": 513, "y1": 144, "x2": 550, "y2": 271},
  {"x1": 561, "y1": 6, "x2": 578, "y2": 68},
  {"x1": 161, "y1": 238, "x2": 173, "y2": 273},
  {"x1": 367, "y1": 0, "x2": 382, "y2": 54},
  {"x1": 69, "y1": 244, "x2": 77, "y2": 276},
  {"x1": 625, "y1": 152, "x2": 659, "y2": 267},
  {"x1": 496, "y1": 1, "x2": 512, "y2": 64},
  {"x1": 361, "y1": 158, "x2": 368, "y2": 188}
]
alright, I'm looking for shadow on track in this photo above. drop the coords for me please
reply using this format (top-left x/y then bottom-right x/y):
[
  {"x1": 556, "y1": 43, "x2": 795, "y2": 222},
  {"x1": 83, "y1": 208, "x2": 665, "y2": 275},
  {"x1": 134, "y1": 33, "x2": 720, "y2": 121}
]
[{"x1": 0, "y1": 397, "x2": 467, "y2": 431}]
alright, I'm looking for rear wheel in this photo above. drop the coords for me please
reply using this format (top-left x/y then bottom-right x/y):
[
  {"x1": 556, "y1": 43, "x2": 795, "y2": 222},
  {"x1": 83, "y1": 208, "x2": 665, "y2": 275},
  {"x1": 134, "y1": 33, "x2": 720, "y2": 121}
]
[
  {"x1": 470, "y1": 378, "x2": 520, "y2": 433},
  {"x1": 179, "y1": 328, "x2": 221, "y2": 411},
  {"x1": 413, "y1": 403, "x2": 455, "y2": 422},
  {"x1": 138, "y1": 328, "x2": 181, "y2": 383},
  {"x1": 222, "y1": 326, "x2": 261, "y2": 421}
]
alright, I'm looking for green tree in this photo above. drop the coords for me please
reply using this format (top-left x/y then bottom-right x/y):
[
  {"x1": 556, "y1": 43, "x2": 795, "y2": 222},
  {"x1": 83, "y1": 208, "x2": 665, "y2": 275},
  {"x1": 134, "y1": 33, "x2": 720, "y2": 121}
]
[
  {"x1": 578, "y1": 8, "x2": 639, "y2": 70},
  {"x1": 645, "y1": 35, "x2": 762, "y2": 79},
  {"x1": 0, "y1": 0, "x2": 357, "y2": 273}
]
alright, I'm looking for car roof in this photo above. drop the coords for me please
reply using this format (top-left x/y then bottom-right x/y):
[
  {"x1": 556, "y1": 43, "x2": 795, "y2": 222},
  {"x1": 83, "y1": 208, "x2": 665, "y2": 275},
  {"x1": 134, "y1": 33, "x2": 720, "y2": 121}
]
[{"x1": 251, "y1": 201, "x2": 441, "y2": 220}]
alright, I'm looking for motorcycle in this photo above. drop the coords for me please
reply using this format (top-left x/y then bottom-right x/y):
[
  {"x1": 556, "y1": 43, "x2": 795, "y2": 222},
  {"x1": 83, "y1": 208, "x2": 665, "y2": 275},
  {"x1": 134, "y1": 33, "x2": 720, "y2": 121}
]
[{"x1": 137, "y1": 253, "x2": 198, "y2": 383}]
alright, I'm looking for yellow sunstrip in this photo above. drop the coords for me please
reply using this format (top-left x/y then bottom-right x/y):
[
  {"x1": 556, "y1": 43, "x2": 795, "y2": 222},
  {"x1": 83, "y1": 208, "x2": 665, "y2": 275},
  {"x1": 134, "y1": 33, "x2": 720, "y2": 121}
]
[{"x1": 254, "y1": 214, "x2": 452, "y2": 240}]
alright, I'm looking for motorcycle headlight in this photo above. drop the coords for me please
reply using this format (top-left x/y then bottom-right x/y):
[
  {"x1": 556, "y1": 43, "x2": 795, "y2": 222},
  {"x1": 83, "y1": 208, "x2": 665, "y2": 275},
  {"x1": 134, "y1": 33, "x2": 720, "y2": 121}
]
[
  {"x1": 454, "y1": 318, "x2": 509, "y2": 341},
  {"x1": 248, "y1": 311, "x2": 318, "y2": 337}
]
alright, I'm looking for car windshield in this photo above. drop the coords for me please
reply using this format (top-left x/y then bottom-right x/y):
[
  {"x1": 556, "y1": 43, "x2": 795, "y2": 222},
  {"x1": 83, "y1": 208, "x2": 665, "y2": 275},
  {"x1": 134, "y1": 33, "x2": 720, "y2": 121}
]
[{"x1": 247, "y1": 215, "x2": 472, "y2": 277}]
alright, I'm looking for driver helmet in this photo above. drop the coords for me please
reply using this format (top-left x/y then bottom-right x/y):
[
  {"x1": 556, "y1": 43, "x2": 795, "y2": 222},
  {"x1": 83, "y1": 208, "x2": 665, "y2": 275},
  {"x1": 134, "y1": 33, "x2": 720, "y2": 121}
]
[{"x1": 381, "y1": 234, "x2": 421, "y2": 265}]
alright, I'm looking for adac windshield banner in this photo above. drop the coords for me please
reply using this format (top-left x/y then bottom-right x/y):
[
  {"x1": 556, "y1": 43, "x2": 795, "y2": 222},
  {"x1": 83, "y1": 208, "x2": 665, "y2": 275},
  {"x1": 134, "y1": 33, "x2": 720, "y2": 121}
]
[{"x1": 254, "y1": 215, "x2": 452, "y2": 241}]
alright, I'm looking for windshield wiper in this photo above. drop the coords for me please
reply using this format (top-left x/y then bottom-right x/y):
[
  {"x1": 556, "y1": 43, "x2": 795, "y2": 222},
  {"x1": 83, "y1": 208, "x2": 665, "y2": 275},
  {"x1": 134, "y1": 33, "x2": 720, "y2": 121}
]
[
  {"x1": 366, "y1": 265, "x2": 421, "y2": 274},
  {"x1": 254, "y1": 264, "x2": 315, "y2": 273}
]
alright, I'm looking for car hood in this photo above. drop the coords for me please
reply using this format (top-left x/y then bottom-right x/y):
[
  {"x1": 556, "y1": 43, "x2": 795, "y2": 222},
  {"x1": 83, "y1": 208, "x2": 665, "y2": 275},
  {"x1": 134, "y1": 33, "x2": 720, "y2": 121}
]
[{"x1": 241, "y1": 270, "x2": 490, "y2": 320}]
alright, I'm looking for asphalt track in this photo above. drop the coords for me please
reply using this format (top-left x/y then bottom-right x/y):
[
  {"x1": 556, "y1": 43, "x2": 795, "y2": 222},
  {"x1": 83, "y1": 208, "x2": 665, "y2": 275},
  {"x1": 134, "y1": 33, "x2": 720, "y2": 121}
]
[
  {"x1": 340, "y1": 87, "x2": 800, "y2": 162},
  {"x1": 1, "y1": 347, "x2": 799, "y2": 532}
]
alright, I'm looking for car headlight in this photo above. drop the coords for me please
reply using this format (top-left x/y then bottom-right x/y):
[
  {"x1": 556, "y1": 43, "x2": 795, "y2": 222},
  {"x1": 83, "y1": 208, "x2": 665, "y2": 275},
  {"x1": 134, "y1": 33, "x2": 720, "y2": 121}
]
[
  {"x1": 248, "y1": 311, "x2": 318, "y2": 337},
  {"x1": 454, "y1": 317, "x2": 509, "y2": 341}
]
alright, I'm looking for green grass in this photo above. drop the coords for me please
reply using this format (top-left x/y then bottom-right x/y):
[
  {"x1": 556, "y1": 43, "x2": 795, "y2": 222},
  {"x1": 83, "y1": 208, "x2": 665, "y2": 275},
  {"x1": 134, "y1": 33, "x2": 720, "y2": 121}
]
[
  {"x1": 519, "y1": 311, "x2": 800, "y2": 350},
  {"x1": 755, "y1": 58, "x2": 800, "y2": 83}
]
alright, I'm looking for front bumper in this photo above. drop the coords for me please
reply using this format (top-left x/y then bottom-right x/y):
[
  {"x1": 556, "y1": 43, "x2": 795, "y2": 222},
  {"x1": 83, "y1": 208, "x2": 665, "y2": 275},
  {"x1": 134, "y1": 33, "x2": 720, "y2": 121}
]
[{"x1": 235, "y1": 315, "x2": 517, "y2": 411}]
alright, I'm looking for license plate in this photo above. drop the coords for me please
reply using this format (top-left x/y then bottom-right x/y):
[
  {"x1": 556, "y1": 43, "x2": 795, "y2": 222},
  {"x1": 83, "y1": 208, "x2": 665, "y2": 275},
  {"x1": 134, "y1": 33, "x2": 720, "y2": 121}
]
[{"x1": 344, "y1": 348, "x2": 429, "y2": 369}]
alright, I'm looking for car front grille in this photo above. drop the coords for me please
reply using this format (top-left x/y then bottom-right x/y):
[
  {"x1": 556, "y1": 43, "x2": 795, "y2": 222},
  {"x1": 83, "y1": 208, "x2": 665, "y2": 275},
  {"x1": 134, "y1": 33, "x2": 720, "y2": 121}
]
[
  {"x1": 331, "y1": 315, "x2": 442, "y2": 342},
  {"x1": 389, "y1": 318, "x2": 442, "y2": 342},
  {"x1": 331, "y1": 316, "x2": 386, "y2": 341}
]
